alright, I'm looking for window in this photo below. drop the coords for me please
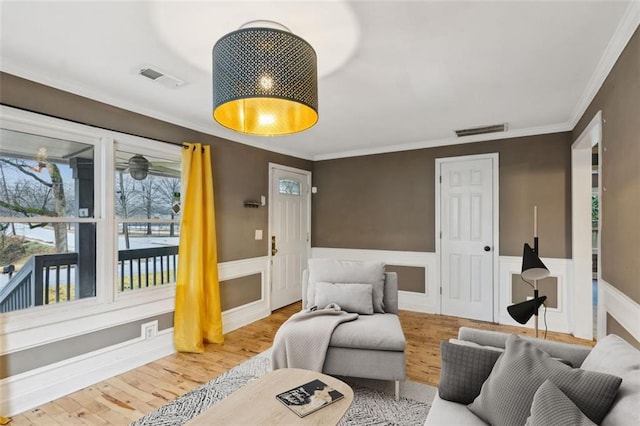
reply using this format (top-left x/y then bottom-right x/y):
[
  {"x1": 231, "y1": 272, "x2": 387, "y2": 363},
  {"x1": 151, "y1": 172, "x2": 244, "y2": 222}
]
[
  {"x1": 0, "y1": 107, "x2": 181, "y2": 316},
  {"x1": 279, "y1": 178, "x2": 301, "y2": 195},
  {"x1": 0, "y1": 130, "x2": 98, "y2": 313},
  {"x1": 114, "y1": 146, "x2": 181, "y2": 293}
]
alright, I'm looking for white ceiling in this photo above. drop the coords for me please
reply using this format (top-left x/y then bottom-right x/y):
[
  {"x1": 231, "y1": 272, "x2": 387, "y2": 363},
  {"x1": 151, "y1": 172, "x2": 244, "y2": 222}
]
[{"x1": 1, "y1": 1, "x2": 638, "y2": 161}]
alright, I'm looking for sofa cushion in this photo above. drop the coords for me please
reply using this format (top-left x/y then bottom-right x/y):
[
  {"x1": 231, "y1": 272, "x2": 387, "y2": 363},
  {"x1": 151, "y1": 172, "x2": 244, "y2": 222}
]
[
  {"x1": 580, "y1": 334, "x2": 640, "y2": 426},
  {"x1": 467, "y1": 334, "x2": 622, "y2": 426},
  {"x1": 438, "y1": 341, "x2": 502, "y2": 404},
  {"x1": 525, "y1": 380, "x2": 596, "y2": 426},
  {"x1": 329, "y1": 314, "x2": 405, "y2": 351},
  {"x1": 314, "y1": 282, "x2": 373, "y2": 314},
  {"x1": 307, "y1": 259, "x2": 386, "y2": 312}
]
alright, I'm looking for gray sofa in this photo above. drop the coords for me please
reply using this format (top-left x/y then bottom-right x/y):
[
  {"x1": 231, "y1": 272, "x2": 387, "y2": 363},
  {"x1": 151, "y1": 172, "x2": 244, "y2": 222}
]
[
  {"x1": 301, "y1": 261, "x2": 406, "y2": 399},
  {"x1": 425, "y1": 327, "x2": 640, "y2": 425}
]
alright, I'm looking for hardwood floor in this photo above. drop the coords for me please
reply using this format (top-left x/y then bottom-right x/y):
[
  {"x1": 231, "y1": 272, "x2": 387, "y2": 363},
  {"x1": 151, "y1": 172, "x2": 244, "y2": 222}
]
[{"x1": 8, "y1": 304, "x2": 593, "y2": 425}]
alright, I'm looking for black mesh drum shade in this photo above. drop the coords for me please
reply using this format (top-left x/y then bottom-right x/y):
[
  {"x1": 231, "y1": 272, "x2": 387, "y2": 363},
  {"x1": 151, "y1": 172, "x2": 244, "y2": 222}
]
[{"x1": 212, "y1": 27, "x2": 318, "y2": 136}]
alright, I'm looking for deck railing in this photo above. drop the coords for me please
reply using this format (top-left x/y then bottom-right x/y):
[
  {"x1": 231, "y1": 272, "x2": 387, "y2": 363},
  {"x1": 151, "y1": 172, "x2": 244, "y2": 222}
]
[
  {"x1": 0, "y1": 245, "x2": 178, "y2": 313},
  {"x1": 117, "y1": 246, "x2": 179, "y2": 291}
]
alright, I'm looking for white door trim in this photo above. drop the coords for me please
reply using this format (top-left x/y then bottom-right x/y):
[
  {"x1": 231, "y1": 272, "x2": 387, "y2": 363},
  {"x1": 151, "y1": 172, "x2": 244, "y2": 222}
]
[
  {"x1": 435, "y1": 153, "x2": 500, "y2": 321},
  {"x1": 571, "y1": 110, "x2": 602, "y2": 340},
  {"x1": 268, "y1": 163, "x2": 312, "y2": 310}
]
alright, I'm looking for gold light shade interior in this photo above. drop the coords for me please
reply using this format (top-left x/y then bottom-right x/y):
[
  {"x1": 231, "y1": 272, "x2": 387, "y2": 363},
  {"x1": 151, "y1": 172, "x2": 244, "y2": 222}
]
[{"x1": 213, "y1": 97, "x2": 318, "y2": 136}]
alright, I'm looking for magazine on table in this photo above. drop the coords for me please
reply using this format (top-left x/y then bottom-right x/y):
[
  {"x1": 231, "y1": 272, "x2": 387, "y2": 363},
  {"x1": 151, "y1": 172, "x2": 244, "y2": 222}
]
[{"x1": 275, "y1": 379, "x2": 344, "y2": 417}]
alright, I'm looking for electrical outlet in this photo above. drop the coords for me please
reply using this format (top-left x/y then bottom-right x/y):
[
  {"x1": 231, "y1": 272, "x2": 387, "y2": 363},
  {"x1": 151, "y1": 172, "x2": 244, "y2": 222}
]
[{"x1": 141, "y1": 320, "x2": 158, "y2": 340}]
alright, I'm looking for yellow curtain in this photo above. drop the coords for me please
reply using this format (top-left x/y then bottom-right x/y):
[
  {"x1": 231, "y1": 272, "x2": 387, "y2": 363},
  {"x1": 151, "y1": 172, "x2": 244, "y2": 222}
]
[{"x1": 174, "y1": 143, "x2": 224, "y2": 353}]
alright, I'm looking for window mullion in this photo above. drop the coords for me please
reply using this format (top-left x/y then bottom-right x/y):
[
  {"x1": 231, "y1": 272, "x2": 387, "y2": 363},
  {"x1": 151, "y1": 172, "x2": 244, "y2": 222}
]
[{"x1": 97, "y1": 136, "x2": 116, "y2": 304}]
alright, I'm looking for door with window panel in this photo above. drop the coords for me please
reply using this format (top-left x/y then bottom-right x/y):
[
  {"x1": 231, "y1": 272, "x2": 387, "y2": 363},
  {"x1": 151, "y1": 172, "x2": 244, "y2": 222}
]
[{"x1": 270, "y1": 165, "x2": 311, "y2": 310}]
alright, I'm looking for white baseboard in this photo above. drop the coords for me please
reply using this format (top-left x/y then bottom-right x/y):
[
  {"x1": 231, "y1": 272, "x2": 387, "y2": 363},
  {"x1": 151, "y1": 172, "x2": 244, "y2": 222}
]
[
  {"x1": 0, "y1": 329, "x2": 176, "y2": 417},
  {"x1": 598, "y1": 279, "x2": 640, "y2": 342}
]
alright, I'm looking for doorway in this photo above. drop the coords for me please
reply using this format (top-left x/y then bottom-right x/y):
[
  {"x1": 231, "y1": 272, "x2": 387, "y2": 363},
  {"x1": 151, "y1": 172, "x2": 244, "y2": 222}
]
[
  {"x1": 436, "y1": 153, "x2": 498, "y2": 322},
  {"x1": 268, "y1": 163, "x2": 311, "y2": 310},
  {"x1": 571, "y1": 111, "x2": 602, "y2": 340}
]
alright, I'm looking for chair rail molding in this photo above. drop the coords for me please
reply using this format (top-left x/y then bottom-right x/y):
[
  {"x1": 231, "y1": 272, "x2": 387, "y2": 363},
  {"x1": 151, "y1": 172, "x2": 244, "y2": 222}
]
[{"x1": 597, "y1": 279, "x2": 640, "y2": 342}]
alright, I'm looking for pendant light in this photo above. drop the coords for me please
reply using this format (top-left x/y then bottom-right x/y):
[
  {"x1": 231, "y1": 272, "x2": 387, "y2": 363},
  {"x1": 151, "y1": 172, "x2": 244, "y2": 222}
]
[{"x1": 212, "y1": 21, "x2": 318, "y2": 136}]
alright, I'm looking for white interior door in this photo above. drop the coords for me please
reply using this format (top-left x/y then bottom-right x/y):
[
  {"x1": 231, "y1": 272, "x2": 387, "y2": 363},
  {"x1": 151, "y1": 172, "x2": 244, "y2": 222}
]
[
  {"x1": 439, "y1": 155, "x2": 496, "y2": 322},
  {"x1": 269, "y1": 164, "x2": 311, "y2": 310}
]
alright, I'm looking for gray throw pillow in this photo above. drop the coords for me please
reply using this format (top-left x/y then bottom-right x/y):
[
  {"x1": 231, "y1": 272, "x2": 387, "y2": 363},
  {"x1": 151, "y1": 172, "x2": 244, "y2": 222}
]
[
  {"x1": 438, "y1": 341, "x2": 502, "y2": 404},
  {"x1": 307, "y1": 259, "x2": 386, "y2": 312},
  {"x1": 580, "y1": 334, "x2": 640, "y2": 426},
  {"x1": 467, "y1": 334, "x2": 622, "y2": 426},
  {"x1": 314, "y1": 282, "x2": 374, "y2": 314},
  {"x1": 525, "y1": 380, "x2": 596, "y2": 426}
]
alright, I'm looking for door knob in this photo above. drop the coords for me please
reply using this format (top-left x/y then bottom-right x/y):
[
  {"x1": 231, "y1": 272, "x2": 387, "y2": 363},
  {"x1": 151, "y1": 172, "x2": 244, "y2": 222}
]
[
  {"x1": 484, "y1": 246, "x2": 491, "y2": 252},
  {"x1": 271, "y1": 236, "x2": 278, "y2": 256}
]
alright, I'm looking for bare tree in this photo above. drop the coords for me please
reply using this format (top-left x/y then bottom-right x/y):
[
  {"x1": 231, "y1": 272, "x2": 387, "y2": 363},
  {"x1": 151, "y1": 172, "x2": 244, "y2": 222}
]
[
  {"x1": 116, "y1": 170, "x2": 133, "y2": 249},
  {"x1": 137, "y1": 176, "x2": 158, "y2": 235},
  {"x1": 0, "y1": 163, "x2": 17, "y2": 236},
  {"x1": 0, "y1": 158, "x2": 68, "y2": 252},
  {"x1": 155, "y1": 177, "x2": 181, "y2": 237}
]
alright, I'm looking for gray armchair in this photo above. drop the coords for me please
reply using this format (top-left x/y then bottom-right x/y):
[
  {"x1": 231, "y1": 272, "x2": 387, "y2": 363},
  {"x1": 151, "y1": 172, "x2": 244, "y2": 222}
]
[{"x1": 301, "y1": 260, "x2": 407, "y2": 400}]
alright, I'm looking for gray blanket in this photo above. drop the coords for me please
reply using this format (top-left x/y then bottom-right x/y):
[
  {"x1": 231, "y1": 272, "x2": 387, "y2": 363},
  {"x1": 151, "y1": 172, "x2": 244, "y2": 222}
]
[{"x1": 271, "y1": 304, "x2": 358, "y2": 372}]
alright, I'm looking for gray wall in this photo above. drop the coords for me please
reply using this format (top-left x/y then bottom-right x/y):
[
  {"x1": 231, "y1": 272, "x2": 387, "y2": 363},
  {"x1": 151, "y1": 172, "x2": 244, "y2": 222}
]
[
  {"x1": 312, "y1": 132, "x2": 573, "y2": 258},
  {"x1": 572, "y1": 27, "x2": 640, "y2": 307},
  {"x1": 0, "y1": 72, "x2": 310, "y2": 373},
  {"x1": 0, "y1": 72, "x2": 313, "y2": 263}
]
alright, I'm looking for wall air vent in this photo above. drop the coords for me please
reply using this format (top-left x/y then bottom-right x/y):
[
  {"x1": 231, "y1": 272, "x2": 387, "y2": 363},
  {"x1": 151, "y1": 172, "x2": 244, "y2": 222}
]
[
  {"x1": 138, "y1": 66, "x2": 184, "y2": 88},
  {"x1": 455, "y1": 123, "x2": 508, "y2": 137}
]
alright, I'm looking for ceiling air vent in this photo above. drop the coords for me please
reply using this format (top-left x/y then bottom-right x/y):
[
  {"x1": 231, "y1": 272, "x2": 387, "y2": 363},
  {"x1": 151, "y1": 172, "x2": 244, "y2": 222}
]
[
  {"x1": 139, "y1": 66, "x2": 184, "y2": 88},
  {"x1": 455, "y1": 123, "x2": 508, "y2": 137}
]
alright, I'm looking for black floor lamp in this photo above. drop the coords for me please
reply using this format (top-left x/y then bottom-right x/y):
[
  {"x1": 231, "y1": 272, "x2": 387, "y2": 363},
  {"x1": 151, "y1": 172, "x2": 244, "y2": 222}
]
[{"x1": 507, "y1": 206, "x2": 549, "y2": 337}]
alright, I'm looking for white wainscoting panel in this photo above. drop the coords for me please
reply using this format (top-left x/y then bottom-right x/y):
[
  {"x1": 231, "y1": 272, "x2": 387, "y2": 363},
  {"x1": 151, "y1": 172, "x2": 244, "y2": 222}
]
[
  {"x1": 310, "y1": 248, "x2": 439, "y2": 313},
  {"x1": 0, "y1": 328, "x2": 175, "y2": 417},
  {"x1": 597, "y1": 279, "x2": 640, "y2": 342},
  {"x1": 0, "y1": 256, "x2": 271, "y2": 417},
  {"x1": 498, "y1": 256, "x2": 572, "y2": 333},
  {"x1": 219, "y1": 256, "x2": 271, "y2": 334}
]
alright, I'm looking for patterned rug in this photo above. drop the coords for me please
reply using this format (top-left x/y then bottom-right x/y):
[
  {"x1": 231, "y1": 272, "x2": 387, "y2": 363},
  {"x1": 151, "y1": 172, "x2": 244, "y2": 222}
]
[{"x1": 131, "y1": 353, "x2": 436, "y2": 425}]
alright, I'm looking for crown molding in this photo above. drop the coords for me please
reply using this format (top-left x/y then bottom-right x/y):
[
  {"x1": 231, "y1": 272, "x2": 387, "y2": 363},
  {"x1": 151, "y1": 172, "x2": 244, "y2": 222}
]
[
  {"x1": 312, "y1": 122, "x2": 572, "y2": 161},
  {"x1": 2, "y1": 2, "x2": 637, "y2": 163},
  {"x1": 0, "y1": 61, "x2": 314, "y2": 161}
]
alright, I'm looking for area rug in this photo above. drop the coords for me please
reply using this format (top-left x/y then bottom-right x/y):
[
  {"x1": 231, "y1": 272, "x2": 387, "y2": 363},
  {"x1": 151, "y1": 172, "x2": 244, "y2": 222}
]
[{"x1": 131, "y1": 352, "x2": 436, "y2": 425}]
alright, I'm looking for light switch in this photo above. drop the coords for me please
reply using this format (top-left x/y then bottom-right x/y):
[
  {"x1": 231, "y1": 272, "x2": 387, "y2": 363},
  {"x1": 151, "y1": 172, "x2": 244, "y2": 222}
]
[{"x1": 255, "y1": 229, "x2": 263, "y2": 240}]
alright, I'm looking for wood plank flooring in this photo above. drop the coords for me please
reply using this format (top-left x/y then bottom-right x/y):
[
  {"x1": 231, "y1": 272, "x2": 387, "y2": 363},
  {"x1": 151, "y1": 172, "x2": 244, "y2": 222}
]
[{"x1": 7, "y1": 304, "x2": 594, "y2": 425}]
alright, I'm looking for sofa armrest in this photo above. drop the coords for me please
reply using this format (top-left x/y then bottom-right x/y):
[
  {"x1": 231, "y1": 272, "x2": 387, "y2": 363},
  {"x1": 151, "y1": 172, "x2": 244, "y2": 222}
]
[{"x1": 458, "y1": 327, "x2": 592, "y2": 367}]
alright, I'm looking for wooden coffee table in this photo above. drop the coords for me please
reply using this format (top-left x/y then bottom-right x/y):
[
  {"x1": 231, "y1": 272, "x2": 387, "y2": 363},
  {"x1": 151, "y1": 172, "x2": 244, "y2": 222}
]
[{"x1": 187, "y1": 368, "x2": 354, "y2": 425}]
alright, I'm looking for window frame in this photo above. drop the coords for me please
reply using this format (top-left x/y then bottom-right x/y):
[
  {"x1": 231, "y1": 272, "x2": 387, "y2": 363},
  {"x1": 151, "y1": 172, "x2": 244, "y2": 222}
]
[
  {"x1": 0, "y1": 106, "x2": 179, "y2": 337},
  {"x1": 112, "y1": 138, "x2": 181, "y2": 301}
]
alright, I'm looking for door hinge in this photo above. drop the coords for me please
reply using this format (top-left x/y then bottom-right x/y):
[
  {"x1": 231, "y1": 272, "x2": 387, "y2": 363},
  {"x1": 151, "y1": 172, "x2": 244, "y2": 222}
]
[
  {"x1": 440, "y1": 287, "x2": 442, "y2": 295},
  {"x1": 439, "y1": 175, "x2": 442, "y2": 183},
  {"x1": 439, "y1": 231, "x2": 442, "y2": 239}
]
